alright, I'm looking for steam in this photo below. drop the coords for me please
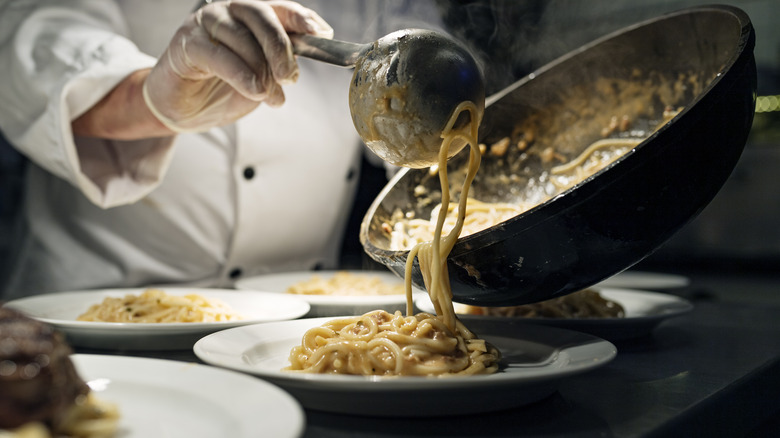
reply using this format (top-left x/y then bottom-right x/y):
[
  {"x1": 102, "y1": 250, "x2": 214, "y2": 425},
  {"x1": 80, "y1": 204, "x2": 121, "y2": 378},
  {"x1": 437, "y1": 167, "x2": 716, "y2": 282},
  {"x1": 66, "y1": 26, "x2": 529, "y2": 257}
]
[{"x1": 435, "y1": 0, "x2": 674, "y2": 94}]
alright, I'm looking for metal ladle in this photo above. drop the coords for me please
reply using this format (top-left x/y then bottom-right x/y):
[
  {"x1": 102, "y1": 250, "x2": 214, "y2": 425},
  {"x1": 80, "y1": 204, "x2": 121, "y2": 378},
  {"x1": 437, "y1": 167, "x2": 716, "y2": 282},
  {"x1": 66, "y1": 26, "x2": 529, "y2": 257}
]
[{"x1": 291, "y1": 29, "x2": 485, "y2": 168}]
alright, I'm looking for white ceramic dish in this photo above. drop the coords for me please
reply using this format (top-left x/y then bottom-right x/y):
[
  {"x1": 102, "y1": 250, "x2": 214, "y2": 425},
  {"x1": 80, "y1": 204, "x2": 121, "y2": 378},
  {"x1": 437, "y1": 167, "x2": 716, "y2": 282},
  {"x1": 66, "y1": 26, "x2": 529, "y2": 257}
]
[
  {"x1": 4, "y1": 288, "x2": 310, "y2": 350},
  {"x1": 234, "y1": 270, "x2": 424, "y2": 317},
  {"x1": 71, "y1": 354, "x2": 304, "y2": 438},
  {"x1": 416, "y1": 288, "x2": 693, "y2": 341},
  {"x1": 596, "y1": 270, "x2": 690, "y2": 289},
  {"x1": 193, "y1": 317, "x2": 616, "y2": 416}
]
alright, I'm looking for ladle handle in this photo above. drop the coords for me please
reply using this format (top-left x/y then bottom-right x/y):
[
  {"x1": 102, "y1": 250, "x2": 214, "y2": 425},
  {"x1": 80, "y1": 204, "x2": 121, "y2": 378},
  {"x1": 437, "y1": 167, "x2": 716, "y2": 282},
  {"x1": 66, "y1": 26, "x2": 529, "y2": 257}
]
[
  {"x1": 192, "y1": 2, "x2": 365, "y2": 67},
  {"x1": 290, "y1": 34, "x2": 367, "y2": 67}
]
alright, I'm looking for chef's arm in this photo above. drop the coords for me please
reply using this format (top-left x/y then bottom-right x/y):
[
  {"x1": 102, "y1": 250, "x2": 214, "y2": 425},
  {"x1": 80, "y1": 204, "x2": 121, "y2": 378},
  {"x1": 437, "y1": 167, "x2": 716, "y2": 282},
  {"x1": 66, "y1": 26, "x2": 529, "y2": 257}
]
[
  {"x1": 72, "y1": 1, "x2": 334, "y2": 140},
  {"x1": 71, "y1": 69, "x2": 174, "y2": 140},
  {"x1": 0, "y1": 0, "x2": 173, "y2": 208},
  {"x1": 0, "y1": 0, "x2": 333, "y2": 207}
]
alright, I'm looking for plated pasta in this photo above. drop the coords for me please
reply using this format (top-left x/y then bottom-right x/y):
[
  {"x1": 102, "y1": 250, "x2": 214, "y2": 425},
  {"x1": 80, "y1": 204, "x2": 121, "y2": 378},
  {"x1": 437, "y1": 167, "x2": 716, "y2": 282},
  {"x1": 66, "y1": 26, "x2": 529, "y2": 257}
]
[
  {"x1": 76, "y1": 288, "x2": 244, "y2": 323},
  {"x1": 285, "y1": 310, "x2": 497, "y2": 376},
  {"x1": 285, "y1": 272, "x2": 404, "y2": 297},
  {"x1": 460, "y1": 288, "x2": 625, "y2": 319}
]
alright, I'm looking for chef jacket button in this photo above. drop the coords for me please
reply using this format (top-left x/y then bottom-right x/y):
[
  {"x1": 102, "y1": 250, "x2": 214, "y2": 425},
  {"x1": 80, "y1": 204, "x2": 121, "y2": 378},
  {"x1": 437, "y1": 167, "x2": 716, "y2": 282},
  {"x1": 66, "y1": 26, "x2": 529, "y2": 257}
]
[
  {"x1": 229, "y1": 268, "x2": 243, "y2": 279},
  {"x1": 243, "y1": 167, "x2": 255, "y2": 180},
  {"x1": 346, "y1": 167, "x2": 356, "y2": 181}
]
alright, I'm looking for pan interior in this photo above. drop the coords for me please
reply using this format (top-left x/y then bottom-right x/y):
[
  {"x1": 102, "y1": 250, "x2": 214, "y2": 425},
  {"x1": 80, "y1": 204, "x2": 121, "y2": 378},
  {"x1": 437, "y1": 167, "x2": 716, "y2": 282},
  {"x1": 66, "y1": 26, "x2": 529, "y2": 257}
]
[{"x1": 365, "y1": 7, "x2": 746, "y2": 253}]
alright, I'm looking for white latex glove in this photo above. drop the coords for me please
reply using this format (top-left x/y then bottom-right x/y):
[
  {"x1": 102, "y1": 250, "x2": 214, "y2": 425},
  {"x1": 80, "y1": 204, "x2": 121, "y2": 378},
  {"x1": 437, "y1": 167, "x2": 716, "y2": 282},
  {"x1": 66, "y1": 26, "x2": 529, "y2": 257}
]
[{"x1": 143, "y1": 0, "x2": 334, "y2": 133}]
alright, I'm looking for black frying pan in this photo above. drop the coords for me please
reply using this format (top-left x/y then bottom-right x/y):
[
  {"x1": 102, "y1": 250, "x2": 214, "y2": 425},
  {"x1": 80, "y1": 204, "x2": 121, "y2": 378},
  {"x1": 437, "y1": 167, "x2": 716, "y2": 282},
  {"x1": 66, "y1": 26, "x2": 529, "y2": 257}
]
[{"x1": 360, "y1": 5, "x2": 757, "y2": 306}]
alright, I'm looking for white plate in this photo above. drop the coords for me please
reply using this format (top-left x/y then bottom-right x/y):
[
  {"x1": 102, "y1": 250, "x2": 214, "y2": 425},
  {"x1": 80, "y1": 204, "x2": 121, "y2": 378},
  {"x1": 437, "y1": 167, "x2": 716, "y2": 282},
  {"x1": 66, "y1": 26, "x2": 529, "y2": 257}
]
[
  {"x1": 193, "y1": 317, "x2": 616, "y2": 416},
  {"x1": 234, "y1": 270, "x2": 424, "y2": 317},
  {"x1": 4, "y1": 288, "x2": 310, "y2": 350},
  {"x1": 416, "y1": 288, "x2": 693, "y2": 341},
  {"x1": 71, "y1": 354, "x2": 304, "y2": 438},
  {"x1": 596, "y1": 270, "x2": 690, "y2": 289}
]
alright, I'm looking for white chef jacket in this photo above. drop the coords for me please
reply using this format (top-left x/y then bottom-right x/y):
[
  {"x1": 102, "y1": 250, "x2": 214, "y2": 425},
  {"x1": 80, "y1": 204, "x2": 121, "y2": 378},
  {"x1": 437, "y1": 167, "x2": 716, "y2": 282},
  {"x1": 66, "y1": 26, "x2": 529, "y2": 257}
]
[{"x1": 0, "y1": 0, "x2": 442, "y2": 298}]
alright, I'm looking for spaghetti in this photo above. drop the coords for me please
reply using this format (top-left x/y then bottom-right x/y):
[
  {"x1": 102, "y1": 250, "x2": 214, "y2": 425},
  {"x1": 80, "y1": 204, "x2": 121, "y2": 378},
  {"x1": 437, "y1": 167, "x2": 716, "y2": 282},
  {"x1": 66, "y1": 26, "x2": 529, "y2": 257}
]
[
  {"x1": 387, "y1": 105, "x2": 684, "y2": 249},
  {"x1": 389, "y1": 197, "x2": 524, "y2": 250},
  {"x1": 285, "y1": 272, "x2": 404, "y2": 296},
  {"x1": 461, "y1": 288, "x2": 625, "y2": 319},
  {"x1": 285, "y1": 101, "x2": 500, "y2": 377},
  {"x1": 76, "y1": 289, "x2": 244, "y2": 323},
  {"x1": 285, "y1": 309, "x2": 496, "y2": 376}
]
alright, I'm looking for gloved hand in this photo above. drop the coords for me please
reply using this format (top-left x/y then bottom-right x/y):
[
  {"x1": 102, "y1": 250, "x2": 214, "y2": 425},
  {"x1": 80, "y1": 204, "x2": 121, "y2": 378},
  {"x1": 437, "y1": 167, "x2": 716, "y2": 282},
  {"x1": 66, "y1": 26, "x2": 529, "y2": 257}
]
[{"x1": 143, "y1": 0, "x2": 334, "y2": 133}]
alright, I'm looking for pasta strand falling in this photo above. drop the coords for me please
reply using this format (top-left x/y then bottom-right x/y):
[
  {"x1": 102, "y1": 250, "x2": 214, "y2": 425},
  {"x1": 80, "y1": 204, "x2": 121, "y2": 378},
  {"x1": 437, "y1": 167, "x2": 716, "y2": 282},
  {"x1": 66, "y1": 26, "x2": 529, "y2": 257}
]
[{"x1": 285, "y1": 101, "x2": 500, "y2": 377}]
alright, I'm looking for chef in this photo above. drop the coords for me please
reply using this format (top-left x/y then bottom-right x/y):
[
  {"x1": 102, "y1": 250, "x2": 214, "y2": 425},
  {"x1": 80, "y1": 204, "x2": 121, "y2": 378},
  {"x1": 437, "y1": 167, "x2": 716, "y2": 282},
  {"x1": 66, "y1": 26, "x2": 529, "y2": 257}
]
[{"x1": 0, "y1": 0, "x2": 443, "y2": 299}]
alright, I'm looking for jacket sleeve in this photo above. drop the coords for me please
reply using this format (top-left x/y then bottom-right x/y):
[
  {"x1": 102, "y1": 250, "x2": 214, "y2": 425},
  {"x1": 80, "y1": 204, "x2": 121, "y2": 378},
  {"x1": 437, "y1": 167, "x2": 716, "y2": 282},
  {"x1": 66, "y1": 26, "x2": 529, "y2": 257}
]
[{"x1": 0, "y1": 0, "x2": 176, "y2": 208}]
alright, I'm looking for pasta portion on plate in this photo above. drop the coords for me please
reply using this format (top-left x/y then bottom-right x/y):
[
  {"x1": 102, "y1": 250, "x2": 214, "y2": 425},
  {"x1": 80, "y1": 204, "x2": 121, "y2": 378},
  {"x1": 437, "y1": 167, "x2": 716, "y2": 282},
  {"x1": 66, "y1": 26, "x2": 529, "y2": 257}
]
[
  {"x1": 285, "y1": 310, "x2": 497, "y2": 376},
  {"x1": 459, "y1": 288, "x2": 625, "y2": 319},
  {"x1": 76, "y1": 289, "x2": 244, "y2": 323},
  {"x1": 285, "y1": 272, "x2": 404, "y2": 297}
]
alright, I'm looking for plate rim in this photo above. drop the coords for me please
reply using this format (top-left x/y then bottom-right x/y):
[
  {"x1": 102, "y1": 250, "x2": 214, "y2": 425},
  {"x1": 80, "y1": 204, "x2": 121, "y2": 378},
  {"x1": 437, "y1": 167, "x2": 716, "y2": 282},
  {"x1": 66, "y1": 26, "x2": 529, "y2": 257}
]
[
  {"x1": 416, "y1": 288, "x2": 694, "y2": 324},
  {"x1": 70, "y1": 353, "x2": 305, "y2": 438},
  {"x1": 193, "y1": 316, "x2": 617, "y2": 389},
  {"x1": 3, "y1": 288, "x2": 311, "y2": 333},
  {"x1": 596, "y1": 270, "x2": 690, "y2": 289},
  {"x1": 233, "y1": 270, "x2": 423, "y2": 307}
]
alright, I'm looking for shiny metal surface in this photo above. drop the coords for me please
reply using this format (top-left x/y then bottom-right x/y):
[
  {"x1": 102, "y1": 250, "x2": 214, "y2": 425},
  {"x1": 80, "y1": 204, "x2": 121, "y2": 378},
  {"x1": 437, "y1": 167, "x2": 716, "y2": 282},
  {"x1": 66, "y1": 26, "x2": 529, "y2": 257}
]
[
  {"x1": 289, "y1": 34, "x2": 366, "y2": 67},
  {"x1": 361, "y1": 5, "x2": 757, "y2": 306},
  {"x1": 194, "y1": 1, "x2": 485, "y2": 168},
  {"x1": 347, "y1": 29, "x2": 485, "y2": 168},
  {"x1": 293, "y1": 30, "x2": 486, "y2": 169}
]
